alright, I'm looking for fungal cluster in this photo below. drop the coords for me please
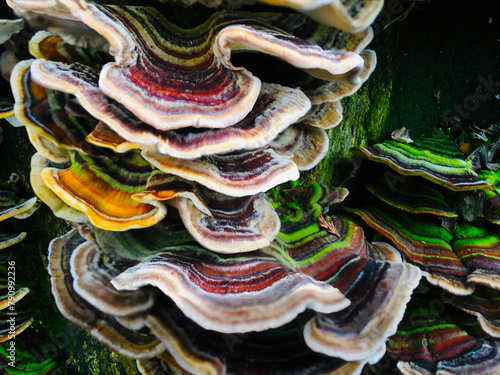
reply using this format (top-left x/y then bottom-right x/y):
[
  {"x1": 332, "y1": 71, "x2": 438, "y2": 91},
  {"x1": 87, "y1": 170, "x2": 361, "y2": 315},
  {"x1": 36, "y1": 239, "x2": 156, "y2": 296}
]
[
  {"x1": 1, "y1": 0, "x2": 500, "y2": 374},
  {"x1": 349, "y1": 136, "x2": 500, "y2": 374}
]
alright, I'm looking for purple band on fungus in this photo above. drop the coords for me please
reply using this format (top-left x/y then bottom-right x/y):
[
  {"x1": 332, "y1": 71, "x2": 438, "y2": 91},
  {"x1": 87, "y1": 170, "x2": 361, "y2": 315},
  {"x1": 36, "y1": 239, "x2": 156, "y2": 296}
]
[
  {"x1": 133, "y1": 171, "x2": 281, "y2": 253},
  {"x1": 41, "y1": 3, "x2": 363, "y2": 131},
  {"x1": 142, "y1": 147, "x2": 300, "y2": 197},
  {"x1": 11, "y1": 60, "x2": 100, "y2": 157},
  {"x1": 304, "y1": 258, "x2": 421, "y2": 361},
  {"x1": 30, "y1": 60, "x2": 312, "y2": 158},
  {"x1": 48, "y1": 229, "x2": 166, "y2": 359},
  {"x1": 70, "y1": 239, "x2": 156, "y2": 317},
  {"x1": 452, "y1": 287, "x2": 500, "y2": 338},
  {"x1": 387, "y1": 306, "x2": 500, "y2": 375},
  {"x1": 111, "y1": 245, "x2": 349, "y2": 333},
  {"x1": 270, "y1": 124, "x2": 329, "y2": 171},
  {"x1": 346, "y1": 206, "x2": 474, "y2": 295},
  {"x1": 172, "y1": 193, "x2": 279, "y2": 253}
]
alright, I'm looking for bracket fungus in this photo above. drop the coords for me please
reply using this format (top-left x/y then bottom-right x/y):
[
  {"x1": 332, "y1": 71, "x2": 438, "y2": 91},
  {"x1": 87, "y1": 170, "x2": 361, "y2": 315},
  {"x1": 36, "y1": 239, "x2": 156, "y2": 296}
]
[
  {"x1": 264, "y1": 183, "x2": 422, "y2": 362},
  {"x1": 349, "y1": 137, "x2": 500, "y2": 296},
  {"x1": 28, "y1": 60, "x2": 312, "y2": 158},
  {"x1": 363, "y1": 175, "x2": 458, "y2": 217},
  {"x1": 8, "y1": 1, "x2": 363, "y2": 130},
  {"x1": 0, "y1": 265, "x2": 32, "y2": 342},
  {"x1": 40, "y1": 180, "x2": 426, "y2": 372},
  {"x1": 353, "y1": 138, "x2": 493, "y2": 191},
  {"x1": 347, "y1": 205, "x2": 473, "y2": 295},
  {"x1": 451, "y1": 287, "x2": 500, "y2": 338},
  {"x1": 170, "y1": 192, "x2": 280, "y2": 253},
  {"x1": 4, "y1": 1, "x2": 377, "y2": 242},
  {"x1": 11, "y1": 59, "x2": 100, "y2": 157},
  {"x1": 387, "y1": 305, "x2": 500, "y2": 375},
  {"x1": 142, "y1": 147, "x2": 300, "y2": 197},
  {"x1": 48, "y1": 229, "x2": 167, "y2": 359},
  {"x1": 0, "y1": 109, "x2": 39, "y2": 346},
  {"x1": 2, "y1": 0, "x2": 456, "y2": 373},
  {"x1": 110, "y1": 244, "x2": 350, "y2": 334},
  {"x1": 452, "y1": 224, "x2": 500, "y2": 290},
  {"x1": 260, "y1": 0, "x2": 383, "y2": 33},
  {"x1": 3, "y1": 0, "x2": 500, "y2": 372},
  {"x1": 340, "y1": 135, "x2": 500, "y2": 374},
  {"x1": 40, "y1": 151, "x2": 168, "y2": 231}
]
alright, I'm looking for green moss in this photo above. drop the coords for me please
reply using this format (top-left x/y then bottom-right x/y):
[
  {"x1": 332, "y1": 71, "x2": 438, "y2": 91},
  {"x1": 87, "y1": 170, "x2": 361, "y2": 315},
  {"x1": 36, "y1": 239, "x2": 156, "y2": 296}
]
[
  {"x1": 305, "y1": 48, "x2": 393, "y2": 187},
  {"x1": 65, "y1": 324, "x2": 137, "y2": 375}
]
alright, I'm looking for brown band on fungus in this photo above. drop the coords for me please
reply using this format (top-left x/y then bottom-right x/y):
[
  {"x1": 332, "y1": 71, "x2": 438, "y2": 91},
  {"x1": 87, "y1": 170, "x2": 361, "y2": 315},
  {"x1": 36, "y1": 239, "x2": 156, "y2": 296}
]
[{"x1": 142, "y1": 147, "x2": 300, "y2": 197}]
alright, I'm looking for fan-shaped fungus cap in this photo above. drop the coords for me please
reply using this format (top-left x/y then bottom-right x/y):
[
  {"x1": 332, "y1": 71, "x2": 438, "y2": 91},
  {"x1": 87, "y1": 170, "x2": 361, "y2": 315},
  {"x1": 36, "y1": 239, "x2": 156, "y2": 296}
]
[
  {"x1": 30, "y1": 153, "x2": 88, "y2": 222},
  {"x1": 453, "y1": 224, "x2": 500, "y2": 290},
  {"x1": 135, "y1": 306, "x2": 227, "y2": 375},
  {"x1": 354, "y1": 138, "x2": 493, "y2": 191},
  {"x1": 142, "y1": 147, "x2": 299, "y2": 197},
  {"x1": 452, "y1": 287, "x2": 500, "y2": 338},
  {"x1": 387, "y1": 305, "x2": 500, "y2": 375},
  {"x1": 132, "y1": 171, "x2": 211, "y2": 216},
  {"x1": 262, "y1": 184, "x2": 422, "y2": 362},
  {"x1": 10, "y1": 60, "x2": 100, "y2": 157},
  {"x1": 364, "y1": 175, "x2": 458, "y2": 217},
  {"x1": 0, "y1": 309, "x2": 33, "y2": 342},
  {"x1": 346, "y1": 206, "x2": 474, "y2": 295},
  {"x1": 135, "y1": 319, "x2": 366, "y2": 375},
  {"x1": 111, "y1": 243, "x2": 349, "y2": 333},
  {"x1": 40, "y1": 151, "x2": 167, "y2": 230},
  {"x1": 304, "y1": 259, "x2": 421, "y2": 362},
  {"x1": 305, "y1": 50, "x2": 377, "y2": 104},
  {"x1": 87, "y1": 122, "x2": 142, "y2": 154},
  {"x1": 260, "y1": 0, "x2": 383, "y2": 33},
  {"x1": 0, "y1": 99, "x2": 14, "y2": 119},
  {"x1": 48, "y1": 228, "x2": 166, "y2": 359},
  {"x1": 221, "y1": 322, "x2": 366, "y2": 375},
  {"x1": 480, "y1": 170, "x2": 500, "y2": 224},
  {"x1": 172, "y1": 193, "x2": 279, "y2": 253},
  {"x1": 270, "y1": 124, "x2": 329, "y2": 171},
  {"x1": 27, "y1": 129, "x2": 71, "y2": 163},
  {"x1": 302, "y1": 101, "x2": 343, "y2": 130},
  {"x1": 0, "y1": 232, "x2": 27, "y2": 250},
  {"x1": 30, "y1": 60, "x2": 311, "y2": 158},
  {"x1": 265, "y1": 215, "x2": 366, "y2": 280},
  {"x1": 134, "y1": 170, "x2": 280, "y2": 252},
  {"x1": 29, "y1": 30, "x2": 112, "y2": 65},
  {"x1": 70, "y1": 239, "x2": 156, "y2": 317},
  {"x1": 367, "y1": 241, "x2": 403, "y2": 263},
  {"x1": 6, "y1": 0, "x2": 77, "y2": 21},
  {"x1": 21, "y1": 2, "x2": 363, "y2": 131},
  {"x1": 0, "y1": 193, "x2": 37, "y2": 222},
  {"x1": 0, "y1": 273, "x2": 29, "y2": 310},
  {"x1": 93, "y1": 223, "x2": 195, "y2": 263},
  {"x1": 297, "y1": 23, "x2": 373, "y2": 54},
  {"x1": 147, "y1": 83, "x2": 311, "y2": 158}
]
